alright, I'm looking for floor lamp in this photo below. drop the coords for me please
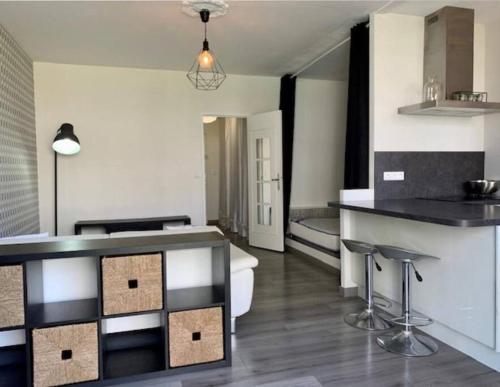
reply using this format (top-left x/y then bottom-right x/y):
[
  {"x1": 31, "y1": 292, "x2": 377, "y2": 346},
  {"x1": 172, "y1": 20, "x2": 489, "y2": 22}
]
[{"x1": 52, "y1": 123, "x2": 81, "y2": 235}]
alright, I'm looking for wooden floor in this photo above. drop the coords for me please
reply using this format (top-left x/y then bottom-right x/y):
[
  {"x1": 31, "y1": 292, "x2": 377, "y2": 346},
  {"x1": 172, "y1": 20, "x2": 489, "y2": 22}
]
[{"x1": 124, "y1": 234, "x2": 500, "y2": 387}]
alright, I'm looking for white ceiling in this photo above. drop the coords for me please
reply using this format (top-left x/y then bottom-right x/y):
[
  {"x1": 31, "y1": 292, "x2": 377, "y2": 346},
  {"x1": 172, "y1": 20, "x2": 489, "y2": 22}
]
[
  {"x1": 0, "y1": 1, "x2": 499, "y2": 81},
  {"x1": 0, "y1": 0, "x2": 384, "y2": 80}
]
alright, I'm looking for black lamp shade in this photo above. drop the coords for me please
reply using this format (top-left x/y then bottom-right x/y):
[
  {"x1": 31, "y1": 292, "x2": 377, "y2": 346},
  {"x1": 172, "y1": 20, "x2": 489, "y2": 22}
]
[{"x1": 52, "y1": 123, "x2": 80, "y2": 155}]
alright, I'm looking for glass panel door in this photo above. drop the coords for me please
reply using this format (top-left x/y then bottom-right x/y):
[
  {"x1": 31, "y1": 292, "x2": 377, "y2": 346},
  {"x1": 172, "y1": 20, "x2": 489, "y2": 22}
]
[
  {"x1": 247, "y1": 110, "x2": 283, "y2": 252},
  {"x1": 255, "y1": 137, "x2": 272, "y2": 226}
]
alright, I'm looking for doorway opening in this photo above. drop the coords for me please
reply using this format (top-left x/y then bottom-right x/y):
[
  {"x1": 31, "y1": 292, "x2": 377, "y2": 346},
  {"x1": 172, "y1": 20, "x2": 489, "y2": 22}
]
[{"x1": 203, "y1": 116, "x2": 249, "y2": 238}]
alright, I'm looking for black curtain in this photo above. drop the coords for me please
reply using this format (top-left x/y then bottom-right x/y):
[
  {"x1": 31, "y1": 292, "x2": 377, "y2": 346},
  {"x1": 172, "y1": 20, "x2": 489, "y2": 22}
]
[
  {"x1": 280, "y1": 74, "x2": 296, "y2": 233},
  {"x1": 344, "y1": 22, "x2": 369, "y2": 189}
]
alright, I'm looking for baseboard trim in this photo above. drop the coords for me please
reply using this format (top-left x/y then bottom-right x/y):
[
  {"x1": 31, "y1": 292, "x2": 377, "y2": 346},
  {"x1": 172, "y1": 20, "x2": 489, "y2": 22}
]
[
  {"x1": 286, "y1": 243, "x2": 340, "y2": 275},
  {"x1": 287, "y1": 234, "x2": 340, "y2": 257},
  {"x1": 339, "y1": 286, "x2": 358, "y2": 298}
]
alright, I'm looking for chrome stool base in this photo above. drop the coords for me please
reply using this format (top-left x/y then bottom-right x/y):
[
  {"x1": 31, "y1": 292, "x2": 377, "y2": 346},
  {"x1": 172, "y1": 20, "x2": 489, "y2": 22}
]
[
  {"x1": 344, "y1": 309, "x2": 393, "y2": 331},
  {"x1": 376, "y1": 329, "x2": 438, "y2": 357},
  {"x1": 341, "y1": 240, "x2": 392, "y2": 332}
]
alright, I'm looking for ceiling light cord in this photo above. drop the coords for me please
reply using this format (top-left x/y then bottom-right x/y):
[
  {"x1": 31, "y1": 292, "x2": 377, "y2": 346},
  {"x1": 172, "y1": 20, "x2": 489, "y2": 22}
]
[{"x1": 200, "y1": 9, "x2": 209, "y2": 43}]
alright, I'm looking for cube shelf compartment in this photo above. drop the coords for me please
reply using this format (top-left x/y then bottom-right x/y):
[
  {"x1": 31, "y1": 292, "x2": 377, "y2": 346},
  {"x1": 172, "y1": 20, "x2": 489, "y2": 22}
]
[
  {"x1": 28, "y1": 298, "x2": 98, "y2": 328},
  {"x1": 0, "y1": 232, "x2": 231, "y2": 386},
  {"x1": 0, "y1": 265, "x2": 25, "y2": 331},
  {"x1": 32, "y1": 322, "x2": 99, "y2": 387},
  {"x1": 24, "y1": 258, "x2": 99, "y2": 330},
  {"x1": 101, "y1": 253, "x2": 164, "y2": 316},
  {"x1": 103, "y1": 327, "x2": 165, "y2": 379},
  {"x1": 168, "y1": 307, "x2": 224, "y2": 368},
  {"x1": 167, "y1": 285, "x2": 225, "y2": 312},
  {"x1": 0, "y1": 344, "x2": 26, "y2": 387}
]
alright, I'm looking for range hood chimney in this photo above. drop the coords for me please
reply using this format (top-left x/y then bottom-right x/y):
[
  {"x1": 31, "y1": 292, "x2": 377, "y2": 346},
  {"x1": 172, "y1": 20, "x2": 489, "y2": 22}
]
[{"x1": 399, "y1": 6, "x2": 500, "y2": 117}]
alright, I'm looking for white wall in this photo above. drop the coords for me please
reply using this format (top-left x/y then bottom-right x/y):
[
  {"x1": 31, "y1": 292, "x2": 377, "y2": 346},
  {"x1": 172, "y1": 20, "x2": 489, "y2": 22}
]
[
  {"x1": 290, "y1": 78, "x2": 348, "y2": 207},
  {"x1": 34, "y1": 63, "x2": 279, "y2": 235},
  {"x1": 484, "y1": 21, "x2": 500, "y2": 179},
  {"x1": 204, "y1": 118, "x2": 222, "y2": 221},
  {"x1": 371, "y1": 14, "x2": 485, "y2": 154}
]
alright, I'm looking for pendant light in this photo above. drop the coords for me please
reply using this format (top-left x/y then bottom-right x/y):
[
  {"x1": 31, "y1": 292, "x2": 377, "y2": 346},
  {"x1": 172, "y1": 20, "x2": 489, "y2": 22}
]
[
  {"x1": 203, "y1": 116, "x2": 218, "y2": 124},
  {"x1": 186, "y1": 8, "x2": 226, "y2": 90}
]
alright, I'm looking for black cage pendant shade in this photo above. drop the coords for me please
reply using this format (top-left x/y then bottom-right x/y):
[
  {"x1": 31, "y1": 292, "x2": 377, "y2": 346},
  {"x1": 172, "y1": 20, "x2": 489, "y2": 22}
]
[{"x1": 187, "y1": 9, "x2": 226, "y2": 90}]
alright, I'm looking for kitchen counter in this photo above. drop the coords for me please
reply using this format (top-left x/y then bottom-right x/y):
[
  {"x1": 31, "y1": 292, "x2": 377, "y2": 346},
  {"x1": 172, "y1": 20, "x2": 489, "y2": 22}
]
[
  {"x1": 328, "y1": 198, "x2": 500, "y2": 227},
  {"x1": 333, "y1": 197, "x2": 500, "y2": 370}
]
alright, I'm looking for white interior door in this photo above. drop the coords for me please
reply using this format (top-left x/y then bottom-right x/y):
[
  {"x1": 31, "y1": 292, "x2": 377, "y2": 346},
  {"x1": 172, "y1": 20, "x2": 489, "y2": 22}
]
[{"x1": 247, "y1": 111, "x2": 284, "y2": 252}]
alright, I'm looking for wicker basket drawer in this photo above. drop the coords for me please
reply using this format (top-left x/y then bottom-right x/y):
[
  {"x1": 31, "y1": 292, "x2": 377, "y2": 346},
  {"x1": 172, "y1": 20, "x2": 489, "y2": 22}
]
[
  {"x1": 32, "y1": 322, "x2": 99, "y2": 387},
  {"x1": 102, "y1": 253, "x2": 163, "y2": 316},
  {"x1": 168, "y1": 307, "x2": 224, "y2": 367},
  {"x1": 0, "y1": 265, "x2": 25, "y2": 329}
]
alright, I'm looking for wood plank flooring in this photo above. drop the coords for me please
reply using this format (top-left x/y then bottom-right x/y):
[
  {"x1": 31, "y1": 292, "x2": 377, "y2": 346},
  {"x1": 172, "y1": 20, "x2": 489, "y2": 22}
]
[{"x1": 123, "y1": 234, "x2": 500, "y2": 387}]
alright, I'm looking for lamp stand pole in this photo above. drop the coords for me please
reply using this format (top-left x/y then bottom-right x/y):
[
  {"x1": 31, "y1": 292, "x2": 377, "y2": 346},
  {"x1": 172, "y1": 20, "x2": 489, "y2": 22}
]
[
  {"x1": 54, "y1": 151, "x2": 58, "y2": 236},
  {"x1": 52, "y1": 123, "x2": 80, "y2": 236}
]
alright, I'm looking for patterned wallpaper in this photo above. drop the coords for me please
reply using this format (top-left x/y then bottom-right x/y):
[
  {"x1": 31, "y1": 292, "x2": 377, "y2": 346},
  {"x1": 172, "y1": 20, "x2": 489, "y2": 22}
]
[{"x1": 0, "y1": 24, "x2": 39, "y2": 237}]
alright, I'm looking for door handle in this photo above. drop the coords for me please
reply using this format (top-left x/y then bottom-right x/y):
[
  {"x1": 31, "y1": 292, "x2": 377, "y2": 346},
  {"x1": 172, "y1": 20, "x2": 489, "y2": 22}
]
[{"x1": 272, "y1": 174, "x2": 281, "y2": 191}]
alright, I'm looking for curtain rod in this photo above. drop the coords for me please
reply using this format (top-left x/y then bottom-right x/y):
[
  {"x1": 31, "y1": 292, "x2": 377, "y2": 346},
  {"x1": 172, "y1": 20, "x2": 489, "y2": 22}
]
[
  {"x1": 291, "y1": 37, "x2": 351, "y2": 78},
  {"x1": 291, "y1": 0, "x2": 396, "y2": 78}
]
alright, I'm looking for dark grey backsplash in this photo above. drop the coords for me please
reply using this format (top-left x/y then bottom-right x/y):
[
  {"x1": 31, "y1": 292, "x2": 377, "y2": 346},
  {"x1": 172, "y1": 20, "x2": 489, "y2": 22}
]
[{"x1": 375, "y1": 152, "x2": 484, "y2": 200}]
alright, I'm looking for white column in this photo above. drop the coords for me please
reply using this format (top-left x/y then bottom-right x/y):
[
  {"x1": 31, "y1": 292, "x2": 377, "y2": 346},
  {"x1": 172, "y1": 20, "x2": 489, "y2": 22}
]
[{"x1": 339, "y1": 189, "x2": 374, "y2": 291}]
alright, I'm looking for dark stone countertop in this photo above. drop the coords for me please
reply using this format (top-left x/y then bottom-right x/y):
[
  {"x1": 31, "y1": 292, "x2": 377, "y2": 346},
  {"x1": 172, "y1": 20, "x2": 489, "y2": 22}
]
[{"x1": 328, "y1": 199, "x2": 500, "y2": 227}]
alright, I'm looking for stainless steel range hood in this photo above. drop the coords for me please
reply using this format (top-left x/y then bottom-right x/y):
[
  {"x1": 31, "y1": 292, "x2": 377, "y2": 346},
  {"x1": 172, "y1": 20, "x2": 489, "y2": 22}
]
[
  {"x1": 398, "y1": 100, "x2": 500, "y2": 117},
  {"x1": 398, "y1": 6, "x2": 500, "y2": 117}
]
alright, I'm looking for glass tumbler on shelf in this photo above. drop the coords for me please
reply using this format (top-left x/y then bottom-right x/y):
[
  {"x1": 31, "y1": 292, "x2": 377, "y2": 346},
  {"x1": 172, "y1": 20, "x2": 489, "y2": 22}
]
[{"x1": 423, "y1": 76, "x2": 442, "y2": 102}]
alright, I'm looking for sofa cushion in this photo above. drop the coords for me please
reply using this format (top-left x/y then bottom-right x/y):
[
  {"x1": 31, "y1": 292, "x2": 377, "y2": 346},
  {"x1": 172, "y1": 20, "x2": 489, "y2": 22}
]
[
  {"x1": 0, "y1": 233, "x2": 108, "y2": 245},
  {"x1": 230, "y1": 244, "x2": 259, "y2": 273},
  {"x1": 0, "y1": 232, "x2": 48, "y2": 239}
]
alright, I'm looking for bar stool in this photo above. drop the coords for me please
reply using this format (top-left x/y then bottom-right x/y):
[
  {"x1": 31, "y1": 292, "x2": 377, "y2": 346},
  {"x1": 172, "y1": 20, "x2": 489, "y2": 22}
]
[
  {"x1": 341, "y1": 239, "x2": 392, "y2": 331},
  {"x1": 375, "y1": 245, "x2": 439, "y2": 357}
]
